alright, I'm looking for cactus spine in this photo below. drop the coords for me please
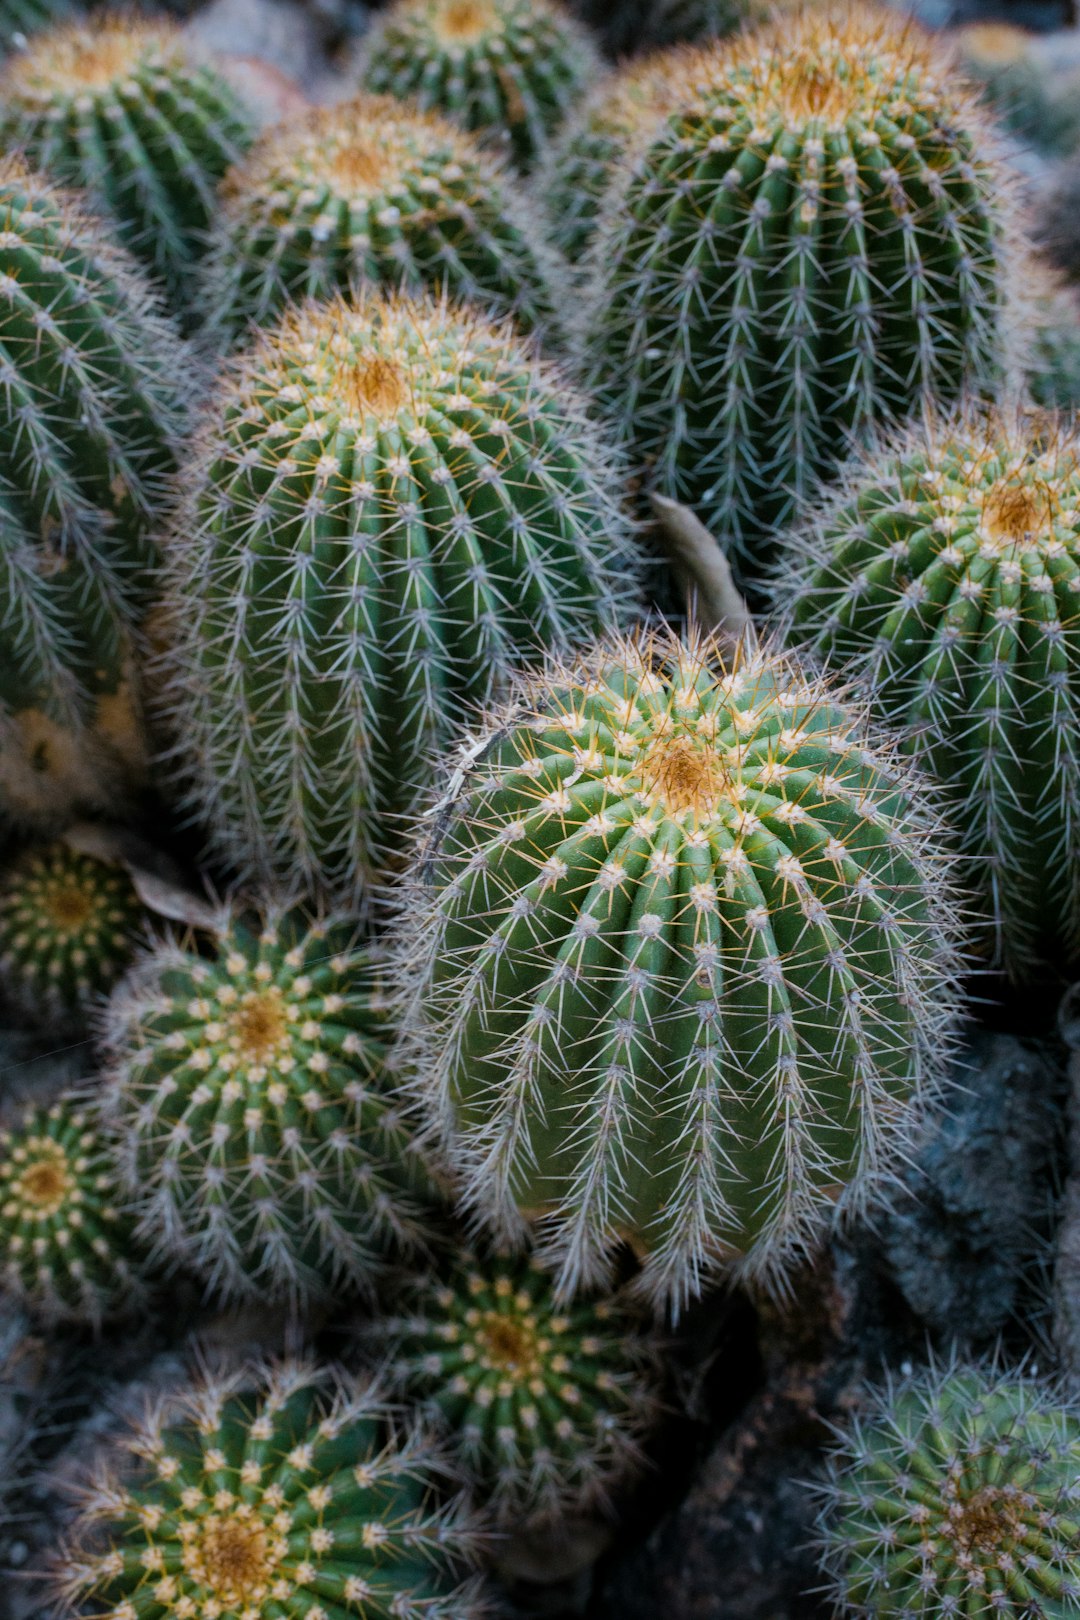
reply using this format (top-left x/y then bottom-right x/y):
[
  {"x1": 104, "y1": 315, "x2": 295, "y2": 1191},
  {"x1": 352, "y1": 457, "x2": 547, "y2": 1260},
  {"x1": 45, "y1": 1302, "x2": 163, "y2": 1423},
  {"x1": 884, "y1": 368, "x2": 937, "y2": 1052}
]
[{"x1": 403, "y1": 628, "x2": 962, "y2": 1314}]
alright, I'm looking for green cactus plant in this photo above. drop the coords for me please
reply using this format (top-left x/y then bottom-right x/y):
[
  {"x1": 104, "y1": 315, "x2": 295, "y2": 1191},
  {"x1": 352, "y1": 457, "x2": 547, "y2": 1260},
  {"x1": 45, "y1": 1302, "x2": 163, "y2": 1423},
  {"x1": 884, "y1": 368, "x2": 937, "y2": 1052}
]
[
  {"x1": 367, "y1": 1246, "x2": 664, "y2": 1521},
  {"x1": 402, "y1": 627, "x2": 962, "y2": 1314},
  {"x1": 819, "y1": 1361, "x2": 1080, "y2": 1619},
  {"x1": 160, "y1": 288, "x2": 635, "y2": 905},
  {"x1": 774, "y1": 407, "x2": 1080, "y2": 977},
  {"x1": 0, "y1": 158, "x2": 187, "y2": 830},
  {"x1": 355, "y1": 0, "x2": 601, "y2": 171},
  {"x1": 0, "y1": 1092, "x2": 144, "y2": 1324},
  {"x1": 0, "y1": 16, "x2": 254, "y2": 305},
  {"x1": 101, "y1": 898, "x2": 439, "y2": 1305},
  {"x1": 53, "y1": 1361, "x2": 488, "y2": 1620},
  {"x1": 202, "y1": 93, "x2": 562, "y2": 346},
  {"x1": 0, "y1": 0, "x2": 74, "y2": 53},
  {"x1": 578, "y1": 9, "x2": 1016, "y2": 585}
]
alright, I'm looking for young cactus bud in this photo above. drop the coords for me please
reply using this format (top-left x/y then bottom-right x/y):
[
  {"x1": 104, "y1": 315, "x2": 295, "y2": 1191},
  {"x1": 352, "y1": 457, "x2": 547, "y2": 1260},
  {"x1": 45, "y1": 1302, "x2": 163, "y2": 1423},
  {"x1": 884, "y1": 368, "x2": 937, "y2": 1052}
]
[
  {"x1": 774, "y1": 408, "x2": 1080, "y2": 977},
  {"x1": 161, "y1": 288, "x2": 636, "y2": 906},
  {"x1": 203, "y1": 94, "x2": 562, "y2": 346},
  {"x1": 0, "y1": 16, "x2": 254, "y2": 304},
  {"x1": 402, "y1": 627, "x2": 962, "y2": 1314}
]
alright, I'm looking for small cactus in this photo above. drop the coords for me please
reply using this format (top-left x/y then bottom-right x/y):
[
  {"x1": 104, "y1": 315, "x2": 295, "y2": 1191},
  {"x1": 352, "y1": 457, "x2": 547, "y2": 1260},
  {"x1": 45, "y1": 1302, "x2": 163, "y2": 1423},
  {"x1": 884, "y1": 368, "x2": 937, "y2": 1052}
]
[
  {"x1": 402, "y1": 627, "x2": 962, "y2": 1314},
  {"x1": 578, "y1": 9, "x2": 1016, "y2": 583},
  {"x1": 355, "y1": 0, "x2": 600, "y2": 171},
  {"x1": 819, "y1": 1361, "x2": 1080, "y2": 1619},
  {"x1": 0, "y1": 16, "x2": 254, "y2": 303},
  {"x1": 0, "y1": 841, "x2": 148, "y2": 1032},
  {"x1": 368, "y1": 1246, "x2": 664, "y2": 1521},
  {"x1": 161, "y1": 288, "x2": 635, "y2": 904},
  {"x1": 774, "y1": 407, "x2": 1080, "y2": 976},
  {"x1": 53, "y1": 1361, "x2": 487, "y2": 1620},
  {"x1": 0, "y1": 1092, "x2": 143, "y2": 1324},
  {"x1": 203, "y1": 93, "x2": 561, "y2": 346},
  {"x1": 102, "y1": 899, "x2": 439, "y2": 1304}
]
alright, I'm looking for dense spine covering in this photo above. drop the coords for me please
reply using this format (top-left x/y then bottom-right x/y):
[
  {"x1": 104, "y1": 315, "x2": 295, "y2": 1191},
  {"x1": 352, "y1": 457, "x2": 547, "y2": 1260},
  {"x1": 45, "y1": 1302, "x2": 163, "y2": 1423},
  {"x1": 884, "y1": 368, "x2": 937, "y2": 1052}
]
[
  {"x1": 819, "y1": 1363, "x2": 1080, "y2": 1619},
  {"x1": 356, "y1": 0, "x2": 600, "y2": 171},
  {"x1": 0, "y1": 159, "x2": 187, "y2": 828},
  {"x1": 102, "y1": 900, "x2": 438, "y2": 1304},
  {"x1": 162, "y1": 289, "x2": 634, "y2": 905},
  {"x1": 578, "y1": 9, "x2": 1014, "y2": 583},
  {"x1": 775, "y1": 409, "x2": 1080, "y2": 976},
  {"x1": 369, "y1": 1247, "x2": 663, "y2": 1521},
  {"x1": 0, "y1": 842, "x2": 148, "y2": 1030},
  {"x1": 54, "y1": 1362, "x2": 487, "y2": 1620},
  {"x1": 403, "y1": 628, "x2": 962, "y2": 1313},
  {"x1": 202, "y1": 95, "x2": 561, "y2": 346},
  {"x1": 0, "y1": 17, "x2": 253, "y2": 304},
  {"x1": 0, "y1": 1094, "x2": 143, "y2": 1324}
]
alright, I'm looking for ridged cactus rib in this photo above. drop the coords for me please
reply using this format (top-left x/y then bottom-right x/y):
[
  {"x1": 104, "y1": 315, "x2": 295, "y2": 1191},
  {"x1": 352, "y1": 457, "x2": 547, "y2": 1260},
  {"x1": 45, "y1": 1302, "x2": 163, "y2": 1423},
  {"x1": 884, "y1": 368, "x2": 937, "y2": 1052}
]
[
  {"x1": 203, "y1": 94, "x2": 561, "y2": 345},
  {"x1": 102, "y1": 901, "x2": 438, "y2": 1304},
  {"x1": 776, "y1": 410, "x2": 1080, "y2": 976},
  {"x1": 162, "y1": 290, "x2": 635, "y2": 905},
  {"x1": 0, "y1": 1094, "x2": 143, "y2": 1324},
  {"x1": 579, "y1": 9, "x2": 1014, "y2": 582},
  {"x1": 369, "y1": 1247, "x2": 663, "y2": 1520},
  {"x1": 404, "y1": 629, "x2": 962, "y2": 1313},
  {"x1": 0, "y1": 842, "x2": 147, "y2": 1030},
  {"x1": 0, "y1": 17, "x2": 254, "y2": 302},
  {"x1": 0, "y1": 159, "x2": 187, "y2": 828},
  {"x1": 356, "y1": 0, "x2": 600, "y2": 171},
  {"x1": 54, "y1": 1362, "x2": 487, "y2": 1620},
  {"x1": 819, "y1": 1363, "x2": 1080, "y2": 1619}
]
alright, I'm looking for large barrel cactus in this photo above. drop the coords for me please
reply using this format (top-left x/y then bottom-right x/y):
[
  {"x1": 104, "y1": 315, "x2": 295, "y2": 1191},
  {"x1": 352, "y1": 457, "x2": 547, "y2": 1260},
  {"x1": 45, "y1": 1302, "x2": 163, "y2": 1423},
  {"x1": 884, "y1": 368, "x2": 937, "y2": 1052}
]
[{"x1": 403, "y1": 629, "x2": 962, "y2": 1314}]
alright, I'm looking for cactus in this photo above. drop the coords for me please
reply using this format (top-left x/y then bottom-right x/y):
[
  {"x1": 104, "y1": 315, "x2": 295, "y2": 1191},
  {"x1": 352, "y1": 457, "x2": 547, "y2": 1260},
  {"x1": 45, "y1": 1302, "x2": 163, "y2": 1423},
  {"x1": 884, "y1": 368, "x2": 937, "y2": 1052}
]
[
  {"x1": 818, "y1": 1361, "x2": 1080, "y2": 1619},
  {"x1": 53, "y1": 1361, "x2": 487, "y2": 1620},
  {"x1": 0, "y1": 158, "x2": 188, "y2": 830},
  {"x1": 203, "y1": 94, "x2": 561, "y2": 346},
  {"x1": 402, "y1": 627, "x2": 962, "y2": 1314},
  {"x1": 0, "y1": 841, "x2": 148, "y2": 1032},
  {"x1": 775, "y1": 408, "x2": 1080, "y2": 977},
  {"x1": 578, "y1": 9, "x2": 1016, "y2": 585},
  {"x1": 0, "y1": 1092, "x2": 143, "y2": 1324},
  {"x1": 953, "y1": 23, "x2": 1080, "y2": 158},
  {"x1": 0, "y1": 0, "x2": 73, "y2": 53},
  {"x1": 160, "y1": 288, "x2": 635, "y2": 905},
  {"x1": 101, "y1": 898, "x2": 440, "y2": 1305},
  {"x1": 368, "y1": 1246, "x2": 664, "y2": 1521},
  {"x1": 0, "y1": 16, "x2": 254, "y2": 304},
  {"x1": 355, "y1": 0, "x2": 600, "y2": 171}
]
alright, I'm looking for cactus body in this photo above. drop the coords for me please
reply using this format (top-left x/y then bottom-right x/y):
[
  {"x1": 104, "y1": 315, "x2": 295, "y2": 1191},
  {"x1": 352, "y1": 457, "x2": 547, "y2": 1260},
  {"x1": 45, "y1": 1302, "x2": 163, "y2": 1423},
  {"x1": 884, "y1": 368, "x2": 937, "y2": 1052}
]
[
  {"x1": 369, "y1": 1247, "x2": 663, "y2": 1520},
  {"x1": 204, "y1": 94, "x2": 560, "y2": 346},
  {"x1": 356, "y1": 0, "x2": 600, "y2": 171},
  {"x1": 0, "y1": 17, "x2": 254, "y2": 303},
  {"x1": 0, "y1": 160, "x2": 187, "y2": 829},
  {"x1": 54, "y1": 1362, "x2": 486, "y2": 1620},
  {"x1": 162, "y1": 290, "x2": 634, "y2": 904},
  {"x1": 776, "y1": 410, "x2": 1080, "y2": 977},
  {"x1": 579, "y1": 10, "x2": 1014, "y2": 582},
  {"x1": 102, "y1": 900, "x2": 438, "y2": 1304},
  {"x1": 820, "y1": 1362, "x2": 1080, "y2": 1619},
  {"x1": 0, "y1": 1094, "x2": 142, "y2": 1323},
  {"x1": 403, "y1": 629, "x2": 961, "y2": 1313}
]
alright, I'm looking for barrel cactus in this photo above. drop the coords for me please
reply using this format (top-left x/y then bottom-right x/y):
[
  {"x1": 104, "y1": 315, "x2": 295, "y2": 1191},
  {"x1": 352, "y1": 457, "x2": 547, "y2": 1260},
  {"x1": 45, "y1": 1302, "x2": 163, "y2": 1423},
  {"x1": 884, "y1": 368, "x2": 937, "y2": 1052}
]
[
  {"x1": 579, "y1": 9, "x2": 1016, "y2": 584},
  {"x1": 819, "y1": 1361, "x2": 1080, "y2": 1619},
  {"x1": 0, "y1": 158, "x2": 187, "y2": 829},
  {"x1": 355, "y1": 0, "x2": 600, "y2": 171},
  {"x1": 161, "y1": 288, "x2": 634, "y2": 904},
  {"x1": 53, "y1": 1361, "x2": 487, "y2": 1620},
  {"x1": 775, "y1": 408, "x2": 1080, "y2": 977},
  {"x1": 203, "y1": 93, "x2": 561, "y2": 345},
  {"x1": 0, "y1": 16, "x2": 254, "y2": 304},
  {"x1": 101, "y1": 899, "x2": 439, "y2": 1304},
  {"x1": 402, "y1": 628, "x2": 962, "y2": 1313},
  {"x1": 368, "y1": 1246, "x2": 664, "y2": 1521}
]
